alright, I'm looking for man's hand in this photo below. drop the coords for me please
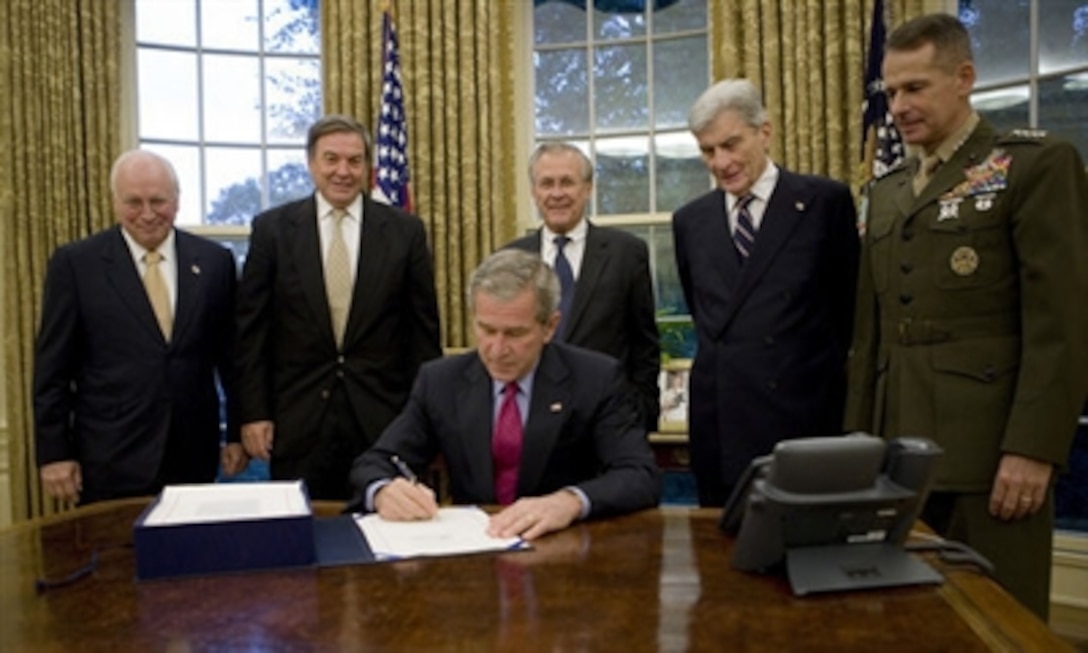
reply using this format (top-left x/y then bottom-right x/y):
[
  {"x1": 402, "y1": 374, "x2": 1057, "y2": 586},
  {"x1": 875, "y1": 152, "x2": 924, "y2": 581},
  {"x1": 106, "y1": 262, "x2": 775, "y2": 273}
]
[
  {"x1": 989, "y1": 453, "x2": 1054, "y2": 521},
  {"x1": 40, "y1": 461, "x2": 82, "y2": 503},
  {"x1": 241, "y1": 420, "x2": 275, "y2": 460},
  {"x1": 374, "y1": 478, "x2": 439, "y2": 521},
  {"x1": 487, "y1": 490, "x2": 583, "y2": 541},
  {"x1": 220, "y1": 443, "x2": 249, "y2": 477}
]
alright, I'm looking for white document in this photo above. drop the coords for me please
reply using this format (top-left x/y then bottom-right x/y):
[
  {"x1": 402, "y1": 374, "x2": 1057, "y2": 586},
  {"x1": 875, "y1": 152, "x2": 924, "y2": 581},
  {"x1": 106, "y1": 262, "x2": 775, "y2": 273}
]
[
  {"x1": 141, "y1": 480, "x2": 311, "y2": 526},
  {"x1": 355, "y1": 506, "x2": 528, "y2": 559}
]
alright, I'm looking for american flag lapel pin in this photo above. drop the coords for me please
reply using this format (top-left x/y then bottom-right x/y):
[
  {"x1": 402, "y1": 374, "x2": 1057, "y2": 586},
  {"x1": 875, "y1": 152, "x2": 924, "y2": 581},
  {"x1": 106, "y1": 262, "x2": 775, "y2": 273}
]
[
  {"x1": 191, "y1": 264, "x2": 201, "y2": 275},
  {"x1": 549, "y1": 402, "x2": 563, "y2": 413}
]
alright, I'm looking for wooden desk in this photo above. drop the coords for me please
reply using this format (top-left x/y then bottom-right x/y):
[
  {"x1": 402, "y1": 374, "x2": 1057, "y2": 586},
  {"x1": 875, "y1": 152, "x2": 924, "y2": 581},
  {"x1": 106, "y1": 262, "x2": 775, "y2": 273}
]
[{"x1": 0, "y1": 500, "x2": 1069, "y2": 652}]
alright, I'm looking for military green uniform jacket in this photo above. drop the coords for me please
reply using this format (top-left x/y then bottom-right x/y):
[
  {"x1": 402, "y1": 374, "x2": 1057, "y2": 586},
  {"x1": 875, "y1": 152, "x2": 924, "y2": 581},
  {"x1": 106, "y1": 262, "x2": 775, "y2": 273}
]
[{"x1": 845, "y1": 120, "x2": 1088, "y2": 492}]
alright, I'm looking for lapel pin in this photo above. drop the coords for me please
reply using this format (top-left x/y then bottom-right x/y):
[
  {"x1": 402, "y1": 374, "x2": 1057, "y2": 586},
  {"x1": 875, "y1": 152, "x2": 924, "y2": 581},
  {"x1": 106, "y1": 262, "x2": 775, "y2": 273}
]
[
  {"x1": 191, "y1": 265, "x2": 201, "y2": 275},
  {"x1": 795, "y1": 201, "x2": 805, "y2": 211},
  {"x1": 549, "y1": 402, "x2": 563, "y2": 413}
]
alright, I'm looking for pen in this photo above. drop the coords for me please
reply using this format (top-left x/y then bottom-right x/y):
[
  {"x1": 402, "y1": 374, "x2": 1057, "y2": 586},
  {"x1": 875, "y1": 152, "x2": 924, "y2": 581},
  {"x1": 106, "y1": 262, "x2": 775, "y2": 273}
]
[{"x1": 391, "y1": 455, "x2": 418, "y2": 484}]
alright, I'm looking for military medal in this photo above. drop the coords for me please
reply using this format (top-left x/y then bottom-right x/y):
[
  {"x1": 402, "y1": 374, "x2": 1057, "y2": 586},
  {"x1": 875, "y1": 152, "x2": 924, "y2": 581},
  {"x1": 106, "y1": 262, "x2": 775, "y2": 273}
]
[
  {"x1": 950, "y1": 246, "x2": 979, "y2": 276},
  {"x1": 974, "y1": 193, "x2": 995, "y2": 211},
  {"x1": 938, "y1": 197, "x2": 961, "y2": 222}
]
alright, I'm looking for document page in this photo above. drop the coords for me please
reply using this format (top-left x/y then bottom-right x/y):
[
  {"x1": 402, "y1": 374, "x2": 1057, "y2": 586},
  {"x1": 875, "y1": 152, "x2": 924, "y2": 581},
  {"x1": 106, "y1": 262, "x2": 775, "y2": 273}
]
[
  {"x1": 355, "y1": 506, "x2": 528, "y2": 559},
  {"x1": 142, "y1": 481, "x2": 311, "y2": 526}
]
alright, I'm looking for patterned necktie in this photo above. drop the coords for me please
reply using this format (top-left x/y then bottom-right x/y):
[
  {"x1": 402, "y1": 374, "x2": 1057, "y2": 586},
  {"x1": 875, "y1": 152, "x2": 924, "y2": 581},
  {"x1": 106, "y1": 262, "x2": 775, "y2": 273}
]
[
  {"x1": 143, "y1": 250, "x2": 172, "y2": 341},
  {"x1": 553, "y1": 235, "x2": 575, "y2": 339},
  {"x1": 734, "y1": 194, "x2": 757, "y2": 260},
  {"x1": 492, "y1": 381, "x2": 523, "y2": 505},
  {"x1": 325, "y1": 209, "x2": 353, "y2": 348}
]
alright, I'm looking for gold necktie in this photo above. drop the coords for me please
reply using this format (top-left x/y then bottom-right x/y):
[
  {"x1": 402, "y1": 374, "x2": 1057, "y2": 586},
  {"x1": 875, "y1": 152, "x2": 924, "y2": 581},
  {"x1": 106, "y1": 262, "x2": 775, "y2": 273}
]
[
  {"x1": 913, "y1": 153, "x2": 942, "y2": 196},
  {"x1": 325, "y1": 209, "x2": 353, "y2": 347},
  {"x1": 143, "y1": 250, "x2": 172, "y2": 341}
]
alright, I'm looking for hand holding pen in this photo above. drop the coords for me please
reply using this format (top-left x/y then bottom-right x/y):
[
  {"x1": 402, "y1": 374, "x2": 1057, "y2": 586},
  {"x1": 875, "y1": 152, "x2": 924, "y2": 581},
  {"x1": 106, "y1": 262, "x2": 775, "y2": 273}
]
[{"x1": 375, "y1": 455, "x2": 439, "y2": 521}]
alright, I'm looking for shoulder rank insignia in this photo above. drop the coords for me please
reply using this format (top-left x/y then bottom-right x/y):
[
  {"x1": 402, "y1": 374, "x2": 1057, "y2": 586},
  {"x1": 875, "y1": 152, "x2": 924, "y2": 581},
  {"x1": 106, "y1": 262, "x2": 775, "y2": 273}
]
[{"x1": 1001, "y1": 128, "x2": 1048, "y2": 143}]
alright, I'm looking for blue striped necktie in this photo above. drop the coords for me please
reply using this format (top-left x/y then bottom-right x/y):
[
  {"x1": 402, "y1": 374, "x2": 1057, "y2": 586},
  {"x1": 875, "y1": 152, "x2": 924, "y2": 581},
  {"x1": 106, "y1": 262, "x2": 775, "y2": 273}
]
[{"x1": 734, "y1": 194, "x2": 757, "y2": 260}]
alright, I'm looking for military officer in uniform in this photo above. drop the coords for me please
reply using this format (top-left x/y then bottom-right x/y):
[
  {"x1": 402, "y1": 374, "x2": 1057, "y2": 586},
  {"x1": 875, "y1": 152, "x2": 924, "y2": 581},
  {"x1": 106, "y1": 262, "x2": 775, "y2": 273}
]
[{"x1": 845, "y1": 13, "x2": 1088, "y2": 619}]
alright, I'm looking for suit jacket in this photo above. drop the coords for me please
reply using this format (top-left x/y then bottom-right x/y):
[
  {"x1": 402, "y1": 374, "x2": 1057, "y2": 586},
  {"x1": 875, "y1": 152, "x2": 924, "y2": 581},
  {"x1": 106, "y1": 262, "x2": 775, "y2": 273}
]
[
  {"x1": 349, "y1": 343, "x2": 662, "y2": 517},
  {"x1": 235, "y1": 195, "x2": 442, "y2": 460},
  {"x1": 506, "y1": 223, "x2": 660, "y2": 431},
  {"x1": 33, "y1": 227, "x2": 237, "y2": 504},
  {"x1": 845, "y1": 120, "x2": 1088, "y2": 490},
  {"x1": 673, "y1": 169, "x2": 859, "y2": 503}
]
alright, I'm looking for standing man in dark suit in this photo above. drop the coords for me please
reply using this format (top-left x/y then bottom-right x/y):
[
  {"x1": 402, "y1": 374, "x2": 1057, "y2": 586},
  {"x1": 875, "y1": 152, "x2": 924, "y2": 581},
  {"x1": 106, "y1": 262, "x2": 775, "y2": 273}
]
[
  {"x1": 34, "y1": 150, "x2": 242, "y2": 505},
  {"x1": 506, "y1": 142, "x2": 660, "y2": 432},
  {"x1": 236, "y1": 114, "x2": 441, "y2": 501},
  {"x1": 845, "y1": 14, "x2": 1088, "y2": 618},
  {"x1": 673, "y1": 79, "x2": 860, "y2": 507},
  {"x1": 350, "y1": 249, "x2": 660, "y2": 540}
]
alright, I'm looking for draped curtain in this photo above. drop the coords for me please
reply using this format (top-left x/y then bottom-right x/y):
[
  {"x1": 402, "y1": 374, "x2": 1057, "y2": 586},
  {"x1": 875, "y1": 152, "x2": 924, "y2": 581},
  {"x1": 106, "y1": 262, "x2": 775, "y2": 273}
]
[
  {"x1": 322, "y1": 0, "x2": 517, "y2": 348},
  {"x1": 0, "y1": 1, "x2": 122, "y2": 521},
  {"x1": 710, "y1": 0, "x2": 926, "y2": 184}
]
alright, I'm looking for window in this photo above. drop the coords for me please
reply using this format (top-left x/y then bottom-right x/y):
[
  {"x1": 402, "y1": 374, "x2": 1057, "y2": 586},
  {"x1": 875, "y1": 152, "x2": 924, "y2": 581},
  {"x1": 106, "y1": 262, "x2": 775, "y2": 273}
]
[
  {"x1": 135, "y1": 0, "x2": 321, "y2": 241},
  {"x1": 961, "y1": 0, "x2": 1088, "y2": 532},
  {"x1": 532, "y1": 0, "x2": 711, "y2": 359}
]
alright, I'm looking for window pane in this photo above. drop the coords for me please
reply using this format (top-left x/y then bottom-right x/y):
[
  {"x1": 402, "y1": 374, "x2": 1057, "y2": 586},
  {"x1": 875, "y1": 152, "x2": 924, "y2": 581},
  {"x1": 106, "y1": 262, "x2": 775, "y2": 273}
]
[
  {"x1": 264, "y1": 0, "x2": 321, "y2": 55},
  {"x1": 142, "y1": 144, "x2": 202, "y2": 227},
  {"x1": 1038, "y1": 74, "x2": 1088, "y2": 159},
  {"x1": 534, "y1": 0, "x2": 587, "y2": 45},
  {"x1": 138, "y1": 50, "x2": 199, "y2": 141},
  {"x1": 594, "y1": 43, "x2": 649, "y2": 131},
  {"x1": 265, "y1": 149, "x2": 314, "y2": 208},
  {"x1": 655, "y1": 131, "x2": 707, "y2": 212},
  {"x1": 136, "y1": 0, "x2": 196, "y2": 47},
  {"x1": 596, "y1": 135, "x2": 650, "y2": 214},
  {"x1": 205, "y1": 147, "x2": 263, "y2": 225},
  {"x1": 960, "y1": 0, "x2": 1030, "y2": 85},
  {"x1": 655, "y1": 0, "x2": 707, "y2": 34},
  {"x1": 535, "y1": 49, "x2": 590, "y2": 135},
  {"x1": 972, "y1": 85, "x2": 1030, "y2": 132},
  {"x1": 265, "y1": 58, "x2": 322, "y2": 143},
  {"x1": 653, "y1": 35, "x2": 707, "y2": 128},
  {"x1": 202, "y1": 55, "x2": 262, "y2": 144},
  {"x1": 1039, "y1": 0, "x2": 1088, "y2": 73},
  {"x1": 594, "y1": 4, "x2": 647, "y2": 40},
  {"x1": 201, "y1": 0, "x2": 258, "y2": 51}
]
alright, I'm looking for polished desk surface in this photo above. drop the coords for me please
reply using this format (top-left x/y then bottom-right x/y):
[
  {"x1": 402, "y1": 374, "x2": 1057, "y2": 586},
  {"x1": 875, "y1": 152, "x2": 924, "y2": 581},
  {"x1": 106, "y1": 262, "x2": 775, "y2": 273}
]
[{"x1": 0, "y1": 499, "x2": 1069, "y2": 652}]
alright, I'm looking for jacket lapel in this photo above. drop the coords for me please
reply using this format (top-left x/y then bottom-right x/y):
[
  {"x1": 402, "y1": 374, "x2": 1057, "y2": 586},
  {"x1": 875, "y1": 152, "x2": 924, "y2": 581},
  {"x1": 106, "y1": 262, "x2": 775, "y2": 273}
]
[
  {"x1": 563, "y1": 222, "x2": 607, "y2": 339},
  {"x1": 171, "y1": 232, "x2": 201, "y2": 345},
  {"x1": 460, "y1": 356, "x2": 500, "y2": 502},
  {"x1": 342, "y1": 197, "x2": 391, "y2": 350},
  {"x1": 716, "y1": 172, "x2": 806, "y2": 337},
  {"x1": 101, "y1": 227, "x2": 165, "y2": 344},
  {"x1": 517, "y1": 345, "x2": 569, "y2": 496},
  {"x1": 288, "y1": 197, "x2": 336, "y2": 347}
]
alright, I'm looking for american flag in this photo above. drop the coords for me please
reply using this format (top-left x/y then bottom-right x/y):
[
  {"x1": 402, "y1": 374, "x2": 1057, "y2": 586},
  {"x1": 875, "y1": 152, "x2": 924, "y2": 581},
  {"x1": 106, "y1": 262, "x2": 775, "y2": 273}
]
[
  {"x1": 861, "y1": 0, "x2": 904, "y2": 180},
  {"x1": 371, "y1": 8, "x2": 412, "y2": 210}
]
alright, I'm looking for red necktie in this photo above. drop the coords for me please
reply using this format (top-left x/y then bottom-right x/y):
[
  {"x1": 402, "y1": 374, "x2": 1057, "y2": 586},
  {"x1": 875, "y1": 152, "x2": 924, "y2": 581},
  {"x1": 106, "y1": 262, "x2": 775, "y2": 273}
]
[{"x1": 492, "y1": 382, "x2": 523, "y2": 505}]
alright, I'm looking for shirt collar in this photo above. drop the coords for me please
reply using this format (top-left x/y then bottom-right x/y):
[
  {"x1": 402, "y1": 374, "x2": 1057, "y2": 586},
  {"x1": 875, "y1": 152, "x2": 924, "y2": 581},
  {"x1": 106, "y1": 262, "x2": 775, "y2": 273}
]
[
  {"x1": 541, "y1": 215, "x2": 588, "y2": 244},
  {"x1": 315, "y1": 192, "x2": 364, "y2": 222},
  {"x1": 914, "y1": 111, "x2": 980, "y2": 165},
  {"x1": 120, "y1": 226, "x2": 177, "y2": 263},
  {"x1": 727, "y1": 161, "x2": 779, "y2": 211}
]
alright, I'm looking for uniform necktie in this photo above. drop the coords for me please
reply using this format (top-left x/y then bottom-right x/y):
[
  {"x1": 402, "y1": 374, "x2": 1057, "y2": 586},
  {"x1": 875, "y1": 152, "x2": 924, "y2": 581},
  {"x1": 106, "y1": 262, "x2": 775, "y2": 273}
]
[
  {"x1": 553, "y1": 235, "x2": 575, "y2": 339},
  {"x1": 143, "y1": 250, "x2": 172, "y2": 341},
  {"x1": 734, "y1": 194, "x2": 757, "y2": 260},
  {"x1": 492, "y1": 382, "x2": 523, "y2": 505},
  {"x1": 913, "y1": 153, "x2": 942, "y2": 196},
  {"x1": 325, "y1": 209, "x2": 353, "y2": 347}
]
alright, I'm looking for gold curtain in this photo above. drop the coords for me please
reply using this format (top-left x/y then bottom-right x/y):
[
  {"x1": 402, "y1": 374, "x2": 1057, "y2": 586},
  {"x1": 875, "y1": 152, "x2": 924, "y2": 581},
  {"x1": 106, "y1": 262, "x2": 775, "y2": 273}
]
[
  {"x1": 0, "y1": 1, "x2": 122, "y2": 521},
  {"x1": 710, "y1": 0, "x2": 926, "y2": 183},
  {"x1": 322, "y1": 0, "x2": 517, "y2": 348}
]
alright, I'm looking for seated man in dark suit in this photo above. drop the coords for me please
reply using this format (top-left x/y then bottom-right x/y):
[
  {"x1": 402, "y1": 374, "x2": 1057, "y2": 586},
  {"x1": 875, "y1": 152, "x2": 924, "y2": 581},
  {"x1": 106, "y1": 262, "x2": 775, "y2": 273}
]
[{"x1": 349, "y1": 249, "x2": 661, "y2": 540}]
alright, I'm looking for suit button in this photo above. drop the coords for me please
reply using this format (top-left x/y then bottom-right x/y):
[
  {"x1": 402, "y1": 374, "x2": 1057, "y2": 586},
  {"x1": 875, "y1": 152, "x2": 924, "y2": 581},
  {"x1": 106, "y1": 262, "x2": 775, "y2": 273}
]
[
  {"x1": 767, "y1": 381, "x2": 778, "y2": 391},
  {"x1": 337, "y1": 355, "x2": 345, "y2": 364},
  {"x1": 900, "y1": 261, "x2": 913, "y2": 274},
  {"x1": 984, "y1": 366, "x2": 997, "y2": 381},
  {"x1": 899, "y1": 293, "x2": 912, "y2": 305},
  {"x1": 336, "y1": 370, "x2": 344, "y2": 379},
  {"x1": 764, "y1": 335, "x2": 775, "y2": 346},
  {"x1": 902, "y1": 230, "x2": 914, "y2": 241},
  {"x1": 320, "y1": 389, "x2": 330, "y2": 400}
]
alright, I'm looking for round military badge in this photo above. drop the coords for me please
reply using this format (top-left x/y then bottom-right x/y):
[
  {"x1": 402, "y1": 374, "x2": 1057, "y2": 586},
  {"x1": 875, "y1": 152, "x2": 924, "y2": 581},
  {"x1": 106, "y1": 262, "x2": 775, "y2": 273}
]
[{"x1": 950, "y1": 246, "x2": 980, "y2": 276}]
